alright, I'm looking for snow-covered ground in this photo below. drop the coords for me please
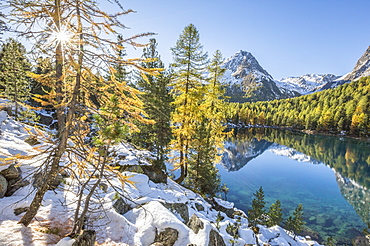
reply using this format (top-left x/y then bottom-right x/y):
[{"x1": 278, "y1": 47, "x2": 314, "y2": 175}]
[{"x1": 0, "y1": 109, "x2": 322, "y2": 246}]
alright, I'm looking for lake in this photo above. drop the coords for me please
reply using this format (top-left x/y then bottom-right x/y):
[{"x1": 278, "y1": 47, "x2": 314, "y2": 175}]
[{"x1": 218, "y1": 128, "x2": 370, "y2": 245}]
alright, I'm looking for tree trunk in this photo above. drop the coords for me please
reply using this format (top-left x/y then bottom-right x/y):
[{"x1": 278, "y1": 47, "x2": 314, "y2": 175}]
[{"x1": 19, "y1": 135, "x2": 67, "y2": 226}]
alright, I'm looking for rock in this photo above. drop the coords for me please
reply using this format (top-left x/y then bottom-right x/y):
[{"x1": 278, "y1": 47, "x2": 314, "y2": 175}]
[
  {"x1": 208, "y1": 229, "x2": 226, "y2": 246},
  {"x1": 0, "y1": 174, "x2": 8, "y2": 198},
  {"x1": 187, "y1": 214, "x2": 204, "y2": 234},
  {"x1": 72, "y1": 230, "x2": 96, "y2": 246},
  {"x1": 195, "y1": 203, "x2": 204, "y2": 211},
  {"x1": 38, "y1": 113, "x2": 54, "y2": 127},
  {"x1": 0, "y1": 164, "x2": 21, "y2": 180},
  {"x1": 24, "y1": 136, "x2": 40, "y2": 146},
  {"x1": 113, "y1": 197, "x2": 132, "y2": 215},
  {"x1": 163, "y1": 203, "x2": 189, "y2": 223},
  {"x1": 6, "y1": 177, "x2": 30, "y2": 196},
  {"x1": 353, "y1": 235, "x2": 370, "y2": 246},
  {"x1": 142, "y1": 165, "x2": 167, "y2": 184},
  {"x1": 206, "y1": 198, "x2": 235, "y2": 218},
  {"x1": 14, "y1": 207, "x2": 29, "y2": 216},
  {"x1": 153, "y1": 228, "x2": 179, "y2": 246}
]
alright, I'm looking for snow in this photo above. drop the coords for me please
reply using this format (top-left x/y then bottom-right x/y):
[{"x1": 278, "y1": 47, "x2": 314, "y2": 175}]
[
  {"x1": 0, "y1": 108, "x2": 323, "y2": 246},
  {"x1": 222, "y1": 50, "x2": 274, "y2": 86},
  {"x1": 275, "y1": 73, "x2": 339, "y2": 95},
  {"x1": 268, "y1": 144, "x2": 321, "y2": 164}
]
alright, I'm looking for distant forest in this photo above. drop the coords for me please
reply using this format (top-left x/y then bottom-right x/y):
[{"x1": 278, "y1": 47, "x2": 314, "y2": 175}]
[{"x1": 228, "y1": 76, "x2": 370, "y2": 137}]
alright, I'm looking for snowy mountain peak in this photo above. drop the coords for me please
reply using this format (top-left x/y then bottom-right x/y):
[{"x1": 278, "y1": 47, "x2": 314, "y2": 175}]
[
  {"x1": 276, "y1": 73, "x2": 339, "y2": 95},
  {"x1": 223, "y1": 50, "x2": 273, "y2": 82},
  {"x1": 221, "y1": 50, "x2": 292, "y2": 102},
  {"x1": 340, "y1": 45, "x2": 370, "y2": 81}
]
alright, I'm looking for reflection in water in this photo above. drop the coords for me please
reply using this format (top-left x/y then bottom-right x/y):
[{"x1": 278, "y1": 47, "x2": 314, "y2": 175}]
[
  {"x1": 336, "y1": 172, "x2": 370, "y2": 225},
  {"x1": 219, "y1": 128, "x2": 370, "y2": 245}
]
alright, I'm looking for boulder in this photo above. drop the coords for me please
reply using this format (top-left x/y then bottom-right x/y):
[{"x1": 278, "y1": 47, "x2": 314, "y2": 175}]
[
  {"x1": 195, "y1": 203, "x2": 204, "y2": 211},
  {"x1": 163, "y1": 203, "x2": 189, "y2": 224},
  {"x1": 206, "y1": 198, "x2": 235, "y2": 218},
  {"x1": 14, "y1": 207, "x2": 29, "y2": 216},
  {"x1": 142, "y1": 165, "x2": 167, "y2": 184},
  {"x1": 187, "y1": 214, "x2": 204, "y2": 234},
  {"x1": 113, "y1": 197, "x2": 132, "y2": 215},
  {"x1": 0, "y1": 164, "x2": 21, "y2": 180},
  {"x1": 0, "y1": 174, "x2": 7, "y2": 198},
  {"x1": 24, "y1": 136, "x2": 40, "y2": 146},
  {"x1": 153, "y1": 228, "x2": 179, "y2": 246},
  {"x1": 208, "y1": 229, "x2": 226, "y2": 246},
  {"x1": 6, "y1": 177, "x2": 30, "y2": 196}
]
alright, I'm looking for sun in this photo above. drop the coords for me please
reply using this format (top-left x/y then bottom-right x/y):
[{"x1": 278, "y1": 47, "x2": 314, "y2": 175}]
[
  {"x1": 55, "y1": 30, "x2": 70, "y2": 43},
  {"x1": 51, "y1": 26, "x2": 72, "y2": 46}
]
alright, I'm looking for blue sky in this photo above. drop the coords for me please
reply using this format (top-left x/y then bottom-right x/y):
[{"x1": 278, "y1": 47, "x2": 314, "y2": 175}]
[{"x1": 117, "y1": 0, "x2": 370, "y2": 80}]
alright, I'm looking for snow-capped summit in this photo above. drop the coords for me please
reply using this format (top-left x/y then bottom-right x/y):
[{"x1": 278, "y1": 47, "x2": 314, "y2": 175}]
[
  {"x1": 275, "y1": 73, "x2": 339, "y2": 95},
  {"x1": 339, "y1": 45, "x2": 370, "y2": 82},
  {"x1": 222, "y1": 50, "x2": 294, "y2": 102},
  {"x1": 222, "y1": 50, "x2": 273, "y2": 84}
]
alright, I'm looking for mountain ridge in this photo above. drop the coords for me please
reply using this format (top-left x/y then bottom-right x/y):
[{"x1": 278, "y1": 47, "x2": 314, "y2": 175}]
[{"x1": 222, "y1": 46, "x2": 370, "y2": 102}]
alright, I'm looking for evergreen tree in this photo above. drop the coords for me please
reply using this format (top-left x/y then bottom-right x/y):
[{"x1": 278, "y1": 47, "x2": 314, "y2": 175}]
[
  {"x1": 29, "y1": 57, "x2": 54, "y2": 107},
  {"x1": 248, "y1": 186, "x2": 266, "y2": 228},
  {"x1": 0, "y1": 38, "x2": 31, "y2": 117},
  {"x1": 184, "y1": 50, "x2": 227, "y2": 196},
  {"x1": 286, "y1": 203, "x2": 305, "y2": 240},
  {"x1": 0, "y1": 12, "x2": 6, "y2": 40},
  {"x1": 133, "y1": 38, "x2": 173, "y2": 182},
  {"x1": 170, "y1": 23, "x2": 208, "y2": 183},
  {"x1": 267, "y1": 199, "x2": 283, "y2": 227}
]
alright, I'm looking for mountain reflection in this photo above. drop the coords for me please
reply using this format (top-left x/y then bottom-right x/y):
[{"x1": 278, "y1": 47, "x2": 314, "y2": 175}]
[{"x1": 221, "y1": 128, "x2": 370, "y2": 225}]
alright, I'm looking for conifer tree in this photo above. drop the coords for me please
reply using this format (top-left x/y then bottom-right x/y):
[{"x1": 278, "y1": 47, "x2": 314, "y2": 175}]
[
  {"x1": 248, "y1": 186, "x2": 266, "y2": 228},
  {"x1": 9, "y1": 0, "x2": 157, "y2": 231},
  {"x1": 286, "y1": 203, "x2": 305, "y2": 240},
  {"x1": 184, "y1": 50, "x2": 227, "y2": 196},
  {"x1": 0, "y1": 12, "x2": 6, "y2": 39},
  {"x1": 267, "y1": 199, "x2": 283, "y2": 227},
  {"x1": 133, "y1": 38, "x2": 173, "y2": 182},
  {"x1": 170, "y1": 23, "x2": 208, "y2": 183},
  {"x1": 0, "y1": 38, "x2": 31, "y2": 117}
]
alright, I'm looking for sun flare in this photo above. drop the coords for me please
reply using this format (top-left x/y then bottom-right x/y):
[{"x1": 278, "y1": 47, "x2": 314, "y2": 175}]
[{"x1": 55, "y1": 30, "x2": 70, "y2": 42}]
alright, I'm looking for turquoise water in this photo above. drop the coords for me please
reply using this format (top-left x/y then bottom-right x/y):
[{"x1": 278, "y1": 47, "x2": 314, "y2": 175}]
[{"x1": 218, "y1": 129, "x2": 369, "y2": 245}]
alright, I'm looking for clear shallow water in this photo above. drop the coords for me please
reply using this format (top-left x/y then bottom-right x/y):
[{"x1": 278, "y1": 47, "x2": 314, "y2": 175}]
[{"x1": 218, "y1": 128, "x2": 370, "y2": 245}]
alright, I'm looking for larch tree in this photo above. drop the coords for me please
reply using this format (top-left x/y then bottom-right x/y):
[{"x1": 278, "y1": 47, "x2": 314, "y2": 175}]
[
  {"x1": 170, "y1": 23, "x2": 208, "y2": 184},
  {"x1": 0, "y1": 38, "x2": 31, "y2": 118},
  {"x1": 185, "y1": 50, "x2": 227, "y2": 196},
  {"x1": 8, "y1": 0, "x2": 157, "y2": 234},
  {"x1": 133, "y1": 38, "x2": 173, "y2": 183}
]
